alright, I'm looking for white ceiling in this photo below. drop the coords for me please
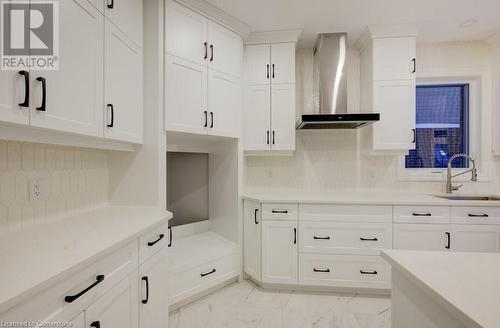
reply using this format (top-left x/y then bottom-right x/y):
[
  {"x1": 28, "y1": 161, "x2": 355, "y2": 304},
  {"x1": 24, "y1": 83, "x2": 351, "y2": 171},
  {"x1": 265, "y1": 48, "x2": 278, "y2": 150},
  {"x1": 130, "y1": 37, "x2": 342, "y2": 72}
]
[{"x1": 205, "y1": 0, "x2": 500, "y2": 47}]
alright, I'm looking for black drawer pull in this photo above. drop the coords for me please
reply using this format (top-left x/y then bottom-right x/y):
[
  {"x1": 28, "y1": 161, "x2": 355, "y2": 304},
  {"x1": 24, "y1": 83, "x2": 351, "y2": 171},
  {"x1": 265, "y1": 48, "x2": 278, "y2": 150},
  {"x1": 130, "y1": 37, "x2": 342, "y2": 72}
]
[
  {"x1": 201, "y1": 269, "x2": 216, "y2": 277},
  {"x1": 36, "y1": 77, "x2": 46, "y2": 111},
  {"x1": 360, "y1": 270, "x2": 378, "y2": 275},
  {"x1": 266, "y1": 64, "x2": 270, "y2": 79},
  {"x1": 468, "y1": 213, "x2": 489, "y2": 218},
  {"x1": 18, "y1": 71, "x2": 29, "y2": 107},
  {"x1": 313, "y1": 268, "x2": 330, "y2": 273},
  {"x1": 412, "y1": 212, "x2": 431, "y2": 217},
  {"x1": 107, "y1": 0, "x2": 113, "y2": 9},
  {"x1": 204, "y1": 110, "x2": 208, "y2": 127},
  {"x1": 445, "y1": 232, "x2": 451, "y2": 249},
  {"x1": 141, "y1": 276, "x2": 149, "y2": 304},
  {"x1": 168, "y1": 226, "x2": 172, "y2": 247},
  {"x1": 107, "y1": 104, "x2": 114, "y2": 127},
  {"x1": 313, "y1": 236, "x2": 330, "y2": 240},
  {"x1": 360, "y1": 237, "x2": 378, "y2": 242},
  {"x1": 64, "y1": 275, "x2": 105, "y2": 303},
  {"x1": 90, "y1": 321, "x2": 100, "y2": 328},
  {"x1": 147, "y1": 234, "x2": 165, "y2": 247},
  {"x1": 293, "y1": 228, "x2": 297, "y2": 244},
  {"x1": 204, "y1": 42, "x2": 208, "y2": 60},
  {"x1": 272, "y1": 210, "x2": 288, "y2": 214},
  {"x1": 254, "y1": 208, "x2": 259, "y2": 224}
]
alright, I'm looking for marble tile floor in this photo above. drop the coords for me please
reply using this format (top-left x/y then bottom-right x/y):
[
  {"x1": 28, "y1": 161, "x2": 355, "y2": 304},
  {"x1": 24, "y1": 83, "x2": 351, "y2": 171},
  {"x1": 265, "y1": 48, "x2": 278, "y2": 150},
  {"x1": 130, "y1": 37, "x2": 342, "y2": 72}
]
[{"x1": 169, "y1": 280, "x2": 391, "y2": 328}]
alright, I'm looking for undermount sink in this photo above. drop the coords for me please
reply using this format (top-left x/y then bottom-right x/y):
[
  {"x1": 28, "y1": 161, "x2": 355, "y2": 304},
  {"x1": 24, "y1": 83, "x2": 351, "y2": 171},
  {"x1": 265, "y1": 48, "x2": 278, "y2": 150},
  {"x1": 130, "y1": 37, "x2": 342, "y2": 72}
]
[{"x1": 434, "y1": 195, "x2": 500, "y2": 201}]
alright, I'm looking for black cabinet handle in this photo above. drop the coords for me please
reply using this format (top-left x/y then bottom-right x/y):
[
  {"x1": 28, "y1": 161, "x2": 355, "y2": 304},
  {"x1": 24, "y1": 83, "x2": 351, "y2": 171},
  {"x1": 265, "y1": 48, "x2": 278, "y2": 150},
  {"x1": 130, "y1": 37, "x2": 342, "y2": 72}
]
[
  {"x1": 412, "y1": 128, "x2": 416, "y2": 143},
  {"x1": 18, "y1": 71, "x2": 29, "y2": 107},
  {"x1": 266, "y1": 131, "x2": 270, "y2": 145},
  {"x1": 147, "y1": 234, "x2": 165, "y2": 247},
  {"x1": 293, "y1": 228, "x2": 297, "y2": 244},
  {"x1": 141, "y1": 276, "x2": 149, "y2": 304},
  {"x1": 204, "y1": 110, "x2": 208, "y2": 127},
  {"x1": 468, "y1": 213, "x2": 489, "y2": 218},
  {"x1": 210, "y1": 44, "x2": 214, "y2": 62},
  {"x1": 90, "y1": 322, "x2": 100, "y2": 328},
  {"x1": 313, "y1": 268, "x2": 330, "y2": 273},
  {"x1": 412, "y1": 58, "x2": 416, "y2": 73},
  {"x1": 272, "y1": 131, "x2": 275, "y2": 145},
  {"x1": 168, "y1": 226, "x2": 172, "y2": 247},
  {"x1": 254, "y1": 208, "x2": 259, "y2": 224},
  {"x1": 210, "y1": 112, "x2": 214, "y2": 128},
  {"x1": 107, "y1": 104, "x2": 114, "y2": 127},
  {"x1": 412, "y1": 212, "x2": 431, "y2": 217},
  {"x1": 360, "y1": 270, "x2": 378, "y2": 275},
  {"x1": 204, "y1": 42, "x2": 208, "y2": 60},
  {"x1": 107, "y1": 0, "x2": 113, "y2": 9},
  {"x1": 64, "y1": 275, "x2": 105, "y2": 303},
  {"x1": 272, "y1": 210, "x2": 288, "y2": 214},
  {"x1": 201, "y1": 268, "x2": 216, "y2": 277},
  {"x1": 445, "y1": 232, "x2": 451, "y2": 249},
  {"x1": 360, "y1": 237, "x2": 378, "y2": 242},
  {"x1": 266, "y1": 64, "x2": 270, "y2": 79},
  {"x1": 313, "y1": 236, "x2": 330, "y2": 240},
  {"x1": 272, "y1": 64, "x2": 275, "y2": 78},
  {"x1": 36, "y1": 77, "x2": 46, "y2": 111}
]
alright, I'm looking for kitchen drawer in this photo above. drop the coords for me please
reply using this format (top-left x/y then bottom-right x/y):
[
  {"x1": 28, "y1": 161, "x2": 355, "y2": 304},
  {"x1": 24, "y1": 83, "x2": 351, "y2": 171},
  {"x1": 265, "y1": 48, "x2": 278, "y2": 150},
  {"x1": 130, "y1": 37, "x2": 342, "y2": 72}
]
[
  {"x1": 169, "y1": 253, "x2": 239, "y2": 305},
  {"x1": 299, "y1": 253, "x2": 390, "y2": 289},
  {"x1": 450, "y1": 206, "x2": 500, "y2": 225},
  {"x1": 262, "y1": 203, "x2": 298, "y2": 221},
  {"x1": 0, "y1": 241, "x2": 138, "y2": 322},
  {"x1": 299, "y1": 221, "x2": 392, "y2": 255},
  {"x1": 299, "y1": 204, "x2": 392, "y2": 223},
  {"x1": 393, "y1": 205, "x2": 449, "y2": 224},
  {"x1": 139, "y1": 223, "x2": 169, "y2": 264}
]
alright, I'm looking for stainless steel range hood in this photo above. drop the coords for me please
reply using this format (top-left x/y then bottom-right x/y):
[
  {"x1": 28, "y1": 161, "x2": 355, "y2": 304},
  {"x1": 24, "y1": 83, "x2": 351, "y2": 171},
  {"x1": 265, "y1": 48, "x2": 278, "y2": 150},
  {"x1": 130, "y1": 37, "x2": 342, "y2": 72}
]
[{"x1": 296, "y1": 33, "x2": 380, "y2": 130}]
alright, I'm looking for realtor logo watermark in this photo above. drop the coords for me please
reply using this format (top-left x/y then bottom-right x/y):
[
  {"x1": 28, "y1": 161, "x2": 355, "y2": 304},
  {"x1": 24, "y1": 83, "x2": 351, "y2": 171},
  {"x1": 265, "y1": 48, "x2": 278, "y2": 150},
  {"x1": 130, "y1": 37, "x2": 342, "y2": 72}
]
[{"x1": 1, "y1": 1, "x2": 59, "y2": 70}]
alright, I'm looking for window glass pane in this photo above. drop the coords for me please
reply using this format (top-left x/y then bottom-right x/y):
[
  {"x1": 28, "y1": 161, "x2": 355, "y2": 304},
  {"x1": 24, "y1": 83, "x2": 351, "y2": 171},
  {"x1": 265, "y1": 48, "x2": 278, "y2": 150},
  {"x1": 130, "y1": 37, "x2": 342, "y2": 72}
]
[{"x1": 405, "y1": 84, "x2": 469, "y2": 169}]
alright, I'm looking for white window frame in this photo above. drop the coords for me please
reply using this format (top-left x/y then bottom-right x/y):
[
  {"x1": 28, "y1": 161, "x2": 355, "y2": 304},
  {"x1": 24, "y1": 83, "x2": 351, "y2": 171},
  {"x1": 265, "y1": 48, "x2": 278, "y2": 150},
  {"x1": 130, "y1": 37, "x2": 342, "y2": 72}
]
[{"x1": 398, "y1": 72, "x2": 490, "y2": 182}]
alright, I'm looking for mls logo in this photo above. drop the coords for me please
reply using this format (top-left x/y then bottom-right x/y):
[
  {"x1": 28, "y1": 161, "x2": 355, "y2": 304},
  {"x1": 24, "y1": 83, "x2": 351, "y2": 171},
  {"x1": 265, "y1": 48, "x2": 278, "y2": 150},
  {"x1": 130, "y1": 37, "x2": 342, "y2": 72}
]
[{"x1": 1, "y1": 1, "x2": 59, "y2": 70}]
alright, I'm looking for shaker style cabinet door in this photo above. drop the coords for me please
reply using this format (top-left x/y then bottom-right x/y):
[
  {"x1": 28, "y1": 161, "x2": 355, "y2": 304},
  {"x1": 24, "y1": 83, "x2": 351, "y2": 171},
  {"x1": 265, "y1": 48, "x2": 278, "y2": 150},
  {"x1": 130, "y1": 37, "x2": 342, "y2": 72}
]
[
  {"x1": 0, "y1": 70, "x2": 30, "y2": 126},
  {"x1": 104, "y1": 20, "x2": 143, "y2": 143},
  {"x1": 450, "y1": 224, "x2": 500, "y2": 253},
  {"x1": 393, "y1": 224, "x2": 450, "y2": 251},
  {"x1": 30, "y1": 0, "x2": 103, "y2": 137},
  {"x1": 271, "y1": 84, "x2": 296, "y2": 151},
  {"x1": 245, "y1": 44, "x2": 271, "y2": 85},
  {"x1": 244, "y1": 85, "x2": 271, "y2": 151},
  {"x1": 207, "y1": 20, "x2": 243, "y2": 78},
  {"x1": 270, "y1": 43, "x2": 296, "y2": 85},
  {"x1": 104, "y1": 0, "x2": 143, "y2": 47},
  {"x1": 244, "y1": 201, "x2": 262, "y2": 281},
  {"x1": 372, "y1": 37, "x2": 416, "y2": 81}
]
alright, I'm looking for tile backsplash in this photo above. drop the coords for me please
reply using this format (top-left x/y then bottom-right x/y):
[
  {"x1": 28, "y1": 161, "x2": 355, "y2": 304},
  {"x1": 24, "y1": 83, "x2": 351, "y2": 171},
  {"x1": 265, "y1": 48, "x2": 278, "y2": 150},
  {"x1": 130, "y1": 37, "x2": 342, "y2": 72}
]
[{"x1": 0, "y1": 141, "x2": 109, "y2": 233}]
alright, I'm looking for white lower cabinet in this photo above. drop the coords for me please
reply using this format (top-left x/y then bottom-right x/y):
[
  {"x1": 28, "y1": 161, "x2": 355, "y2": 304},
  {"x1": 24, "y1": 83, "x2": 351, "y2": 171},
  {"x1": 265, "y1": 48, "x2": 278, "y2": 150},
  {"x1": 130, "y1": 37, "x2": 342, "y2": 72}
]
[
  {"x1": 261, "y1": 220, "x2": 298, "y2": 284},
  {"x1": 244, "y1": 201, "x2": 261, "y2": 281},
  {"x1": 86, "y1": 272, "x2": 139, "y2": 328},
  {"x1": 393, "y1": 223, "x2": 450, "y2": 251},
  {"x1": 450, "y1": 224, "x2": 500, "y2": 253}
]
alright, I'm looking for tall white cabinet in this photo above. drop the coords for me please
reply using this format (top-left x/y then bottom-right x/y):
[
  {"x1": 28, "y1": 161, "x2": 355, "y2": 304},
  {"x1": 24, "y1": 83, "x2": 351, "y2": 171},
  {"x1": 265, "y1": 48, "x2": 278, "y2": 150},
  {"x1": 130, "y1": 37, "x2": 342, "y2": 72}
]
[
  {"x1": 359, "y1": 26, "x2": 417, "y2": 151},
  {"x1": 164, "y1": 0, "x2": 243, "y2": 138},
  {"x1": 244, "y1": 42, "x2": 296, "y2": 153}
]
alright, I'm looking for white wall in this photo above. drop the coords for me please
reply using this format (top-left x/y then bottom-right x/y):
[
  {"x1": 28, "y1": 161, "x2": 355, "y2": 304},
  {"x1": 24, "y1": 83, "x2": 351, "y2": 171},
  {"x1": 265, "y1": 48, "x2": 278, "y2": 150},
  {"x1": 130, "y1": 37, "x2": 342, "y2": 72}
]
[{"x1": 245, "y1": 41, "x2": 500, "y2": 194}]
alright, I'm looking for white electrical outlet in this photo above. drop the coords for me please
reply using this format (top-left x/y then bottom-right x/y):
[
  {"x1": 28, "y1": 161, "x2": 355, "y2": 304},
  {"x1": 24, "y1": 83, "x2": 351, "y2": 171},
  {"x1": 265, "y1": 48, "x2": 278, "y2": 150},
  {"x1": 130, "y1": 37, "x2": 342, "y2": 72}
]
[{"x1": 30, "y1": 179, "x2": 42, "y2": 200}]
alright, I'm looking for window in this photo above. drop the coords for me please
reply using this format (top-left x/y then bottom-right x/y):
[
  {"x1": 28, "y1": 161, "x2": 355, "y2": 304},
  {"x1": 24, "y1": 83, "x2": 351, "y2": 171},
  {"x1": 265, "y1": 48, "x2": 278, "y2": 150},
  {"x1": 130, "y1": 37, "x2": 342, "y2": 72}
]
[{"x1": 405, "y1": 84, "x2": 469, "y2": 169}]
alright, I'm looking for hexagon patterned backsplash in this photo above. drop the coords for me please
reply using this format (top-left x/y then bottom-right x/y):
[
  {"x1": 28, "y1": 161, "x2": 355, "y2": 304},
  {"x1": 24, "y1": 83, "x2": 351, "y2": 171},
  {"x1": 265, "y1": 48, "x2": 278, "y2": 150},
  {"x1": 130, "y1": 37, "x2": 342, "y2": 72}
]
[{"x1": 0, "y1": 141, "x2": 108, "y2": 234}]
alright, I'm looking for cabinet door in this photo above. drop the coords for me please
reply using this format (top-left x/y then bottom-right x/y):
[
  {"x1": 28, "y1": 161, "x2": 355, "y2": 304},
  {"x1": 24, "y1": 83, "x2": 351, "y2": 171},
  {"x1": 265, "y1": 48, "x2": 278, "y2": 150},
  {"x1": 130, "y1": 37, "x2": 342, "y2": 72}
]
[
  {"x1": 165, "y1": 0, "x2": 208, "y2": 67},
  {"x1": 208, "y1": 69, "x2": 241, "y2": 138},
  {"x1": 30, "y1": 0, "x2": 103, "y2": 137},
  {"x1": 165, "y1": 54, "x2": 208, "y2": 135},
  {"x1": 451, "y1": 225, "x2": 500, "y2": 253},
  {"x1": 271, "y1": 84, "x2": 296, "y2": 151},
  {"x1": 373, "y1": 37, "x2": 416, "y2": 81},
  {"x1": 393, "y1": 224, "x2": 450, "y2": 251},
  {"x1": 104, "y1": 21, "x2": 143, "y2": 143},
  {"x1": 140, "y1": 249, "x2": 169, "y2": 328},
  {"x1": 208, "y1": 20, "x2": 242, "y2": 78},
  {"x1": 246, "y1": 44, "x2": 270, "y2": 85},
  {"x1": 244, "y1": 85, "x2": 271, "y2": 151},
  {"x1": 0, "y1": 70, "x2": 30, "y2": 125},
  {"x1": 86, "y1": 273, "x2": 139, "y2": 328},
  {"x1": 262, "y1": 220, "x2": 297, "y2": 284},
  {"x1": 373, "y1": 80, "x2": 416, "y2": 151},
  {"x1": 104, "y1": 0, "x2": 143, "y2": 47},
  {"x1": 271, "y1": 43, "x2": 296, "y2": 84},
  {"x1": 244, "y1": 201, "x2": 261, "y2": 281}
]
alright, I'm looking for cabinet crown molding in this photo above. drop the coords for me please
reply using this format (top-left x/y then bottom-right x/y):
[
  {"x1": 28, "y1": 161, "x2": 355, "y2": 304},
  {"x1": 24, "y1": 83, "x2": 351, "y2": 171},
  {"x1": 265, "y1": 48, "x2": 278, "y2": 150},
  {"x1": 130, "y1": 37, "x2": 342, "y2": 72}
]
[
  {"x1": 244, "y1": 29, "x2": 302, "y2": 45},
  {"x1": 355, "y1": 24, "x2": 419, "y2": 51}
]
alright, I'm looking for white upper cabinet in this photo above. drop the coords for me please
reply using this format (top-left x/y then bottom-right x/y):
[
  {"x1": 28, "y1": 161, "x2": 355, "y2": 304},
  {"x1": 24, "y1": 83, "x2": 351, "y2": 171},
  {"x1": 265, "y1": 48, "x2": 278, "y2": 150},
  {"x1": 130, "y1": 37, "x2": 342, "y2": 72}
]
[
  {"x1": 104, "y1": 0, "x2": 143, "y2": 47},
  {"x1": 164, "y1": 0, "x2": 243, "y2": 138},
  {"x1": 271, "y1": 84, "x2": 296, "y2": 151},
  {"x1": 244, "y1": 85, "x2": 271, "y2": 151},
  {"x1": 30, "y1": 0, "x2": 103, "y2": 137},
  {"x1": 246, "y1": 44, "x2": 271, "y2": 85},
  {"x1": 0, "y1": 70, "x2": 30, "y2": 126},
  {"x1": 208, "y1": 21, "x2": 242, "y2": 78},
  {"x1": 372, "y1": 37, "x2": 416, "y2": 81},
  {"x1": 271, "y1": 43, "x2": 296, "y2": 84},
  {"x1": 104, "y1": 20, "x2": 143, "y2": 143}
]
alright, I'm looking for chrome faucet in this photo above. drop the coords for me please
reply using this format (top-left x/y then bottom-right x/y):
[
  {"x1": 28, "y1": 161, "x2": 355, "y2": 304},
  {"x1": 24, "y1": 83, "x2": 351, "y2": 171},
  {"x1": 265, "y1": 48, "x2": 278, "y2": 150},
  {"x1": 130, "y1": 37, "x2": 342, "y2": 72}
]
[{"x1": 446, "y1": 153, "x2": 477, "y2": 194}]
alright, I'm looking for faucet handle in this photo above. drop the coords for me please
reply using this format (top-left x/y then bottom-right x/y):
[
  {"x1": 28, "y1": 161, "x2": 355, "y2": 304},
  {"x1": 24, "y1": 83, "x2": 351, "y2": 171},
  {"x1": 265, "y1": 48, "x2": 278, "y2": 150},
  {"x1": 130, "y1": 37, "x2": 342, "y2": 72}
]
[{"x1": 452, "y1": 184, "x2": 464, "y2": 191}]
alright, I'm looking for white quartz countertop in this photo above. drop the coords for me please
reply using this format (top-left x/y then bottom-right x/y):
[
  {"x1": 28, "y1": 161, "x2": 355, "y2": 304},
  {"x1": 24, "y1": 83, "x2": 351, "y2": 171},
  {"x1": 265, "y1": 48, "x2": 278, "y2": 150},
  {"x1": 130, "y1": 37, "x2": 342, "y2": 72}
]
[
  {"x1": 0, "y1": 206, "x2": 172, "y2": 314},
  {"x1": 243, "y1": 189, "x2": 500, "y2": 206},
  {"x1": 382, "y1": 250, "x2": 500, "y2": 328}
]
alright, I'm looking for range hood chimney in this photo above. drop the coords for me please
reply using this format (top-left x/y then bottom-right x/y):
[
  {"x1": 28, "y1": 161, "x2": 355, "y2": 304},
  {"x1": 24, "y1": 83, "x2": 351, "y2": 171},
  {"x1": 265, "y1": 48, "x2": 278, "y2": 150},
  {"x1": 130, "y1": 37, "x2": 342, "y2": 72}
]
[{"x1": 296, "y1": 33, "x2": 380, "y2": 130}]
